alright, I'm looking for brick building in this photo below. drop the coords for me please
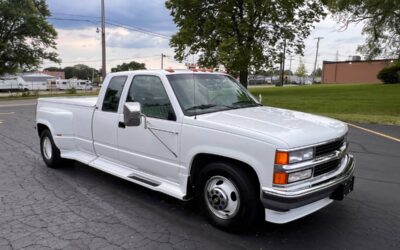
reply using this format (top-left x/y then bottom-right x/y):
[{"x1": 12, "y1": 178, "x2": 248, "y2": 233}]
[
  {"x1": 322, "y1": 59, "x2": 396, "y2": 84},
  {"x1": 38, "y1": 70, "x2": 65, "y2": 79}
]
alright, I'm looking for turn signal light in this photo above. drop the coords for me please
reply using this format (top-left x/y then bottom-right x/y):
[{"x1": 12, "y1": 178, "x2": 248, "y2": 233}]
[
  {"x1": 273, "y1": 172, "x2": 288, "y2": 185},
  {"x1": 275, "y1": 151, "x2": 289, "y2": 165}
]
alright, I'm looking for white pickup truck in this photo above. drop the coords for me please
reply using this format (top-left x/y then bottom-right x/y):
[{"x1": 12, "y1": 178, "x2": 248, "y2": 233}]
[{"x1": 36, "y1": 70, "x2": 355, "y2": 231}]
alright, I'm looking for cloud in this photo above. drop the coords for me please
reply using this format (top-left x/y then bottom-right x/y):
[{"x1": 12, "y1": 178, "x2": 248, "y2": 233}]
[
  {"x1": 44, "y1": 2, "x2": 366, "y2": 73},
  {"x1": 41, "y1": 27, "x2": 184, "y2": 71},
  {"x1": 47, "y1": 0, "x2": 176, "y2": 34},
  {"x1": 106, "y1": 28, "x2": 169, "y2": 48}
]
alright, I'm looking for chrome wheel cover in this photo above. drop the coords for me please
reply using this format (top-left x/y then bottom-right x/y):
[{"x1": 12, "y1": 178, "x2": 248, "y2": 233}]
[
  {"x1": 42, "y1": 137, "x2": 53, "y2": 160},
  {"x1": 204, "y1": 175, "x2": 240, "y2": 219}
]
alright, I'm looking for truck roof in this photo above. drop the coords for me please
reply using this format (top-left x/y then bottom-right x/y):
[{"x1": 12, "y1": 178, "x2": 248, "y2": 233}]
[{"x1": 107, "y1": 69, "x2": 227, "y2": 77}]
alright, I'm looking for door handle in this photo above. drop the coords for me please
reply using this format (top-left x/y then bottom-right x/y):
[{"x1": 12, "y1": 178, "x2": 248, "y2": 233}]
[{"x1": 118, "y1": 121, "x2": 126, "y2": 128}]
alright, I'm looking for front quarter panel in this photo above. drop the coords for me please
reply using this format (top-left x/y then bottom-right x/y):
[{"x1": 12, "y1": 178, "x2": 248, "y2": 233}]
[{"x1": 180, "y1": 119, "x2": 277, "y2": 189}]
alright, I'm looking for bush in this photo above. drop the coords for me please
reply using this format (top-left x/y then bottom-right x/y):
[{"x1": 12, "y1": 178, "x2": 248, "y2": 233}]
[
  {"x1": 67, "y1": 87, "x2": 77, "y2": 94},
  {"x1": 377, "y1": 63, "x2": 400, "y2": 84},
  {"x1": 21, "y1": 90, "x2": 31, "y2": 97}
]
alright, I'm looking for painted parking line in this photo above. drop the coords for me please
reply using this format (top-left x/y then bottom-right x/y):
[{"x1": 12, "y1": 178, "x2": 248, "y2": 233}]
[
  {"x1": 348, "y1": 123, "x2": 400, "y2": 143},
  {"x1": 0, "y1": 103, "x2": 36, "y2": 108},
  {"x1": 0, "y1": 112, "x2": 15, "y2": 115}
]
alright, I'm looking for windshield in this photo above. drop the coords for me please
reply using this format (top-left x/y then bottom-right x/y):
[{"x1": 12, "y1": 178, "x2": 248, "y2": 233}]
[{"x1": 167, "y1": 74, "x2": 260, "y2": 116}]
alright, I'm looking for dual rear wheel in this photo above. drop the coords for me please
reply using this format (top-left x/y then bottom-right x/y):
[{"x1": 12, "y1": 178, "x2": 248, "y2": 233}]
[{"x1": 40, "y1": 130, "x2": 70, "y2": 168}]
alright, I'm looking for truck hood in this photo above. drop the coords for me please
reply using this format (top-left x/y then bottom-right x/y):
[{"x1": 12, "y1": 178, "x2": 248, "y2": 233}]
[{"x1": 192, "y1": 106, "x2": 348, "y2": 148}]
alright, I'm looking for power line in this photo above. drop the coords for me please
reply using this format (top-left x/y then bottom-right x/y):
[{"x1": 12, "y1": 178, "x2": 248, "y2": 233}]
[
  {"x1": 52, "y1": 12, "x2": 101, "y2": 19},
  {"x1": 47, "y1": 17, "x2": 98, "y2": 24},
  {"x1": 42, "y1": 55, "x2": 160, "y2": 65},
  {"x1": 51, "y1": 12, "x2": 172, "y2": 38},
  {"x1": 106, "y1": 21, "x2": 170, "y2": 39},
  {"x1": 47, "y1": 16, "x2": 171, "y2": 39}
]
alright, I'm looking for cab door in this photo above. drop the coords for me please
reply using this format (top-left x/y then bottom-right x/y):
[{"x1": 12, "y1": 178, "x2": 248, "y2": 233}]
[
  {"x1": 117, "y1": 75, "x2": 181, "y2": 182},
  {"x1": 93, "y1": 75, "x2": 128, "y2": 161}
]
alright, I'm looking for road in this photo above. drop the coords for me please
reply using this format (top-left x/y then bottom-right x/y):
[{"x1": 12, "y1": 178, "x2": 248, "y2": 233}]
[{"x1": 0, "y1": 101, "x2": 399, "y2": 250}]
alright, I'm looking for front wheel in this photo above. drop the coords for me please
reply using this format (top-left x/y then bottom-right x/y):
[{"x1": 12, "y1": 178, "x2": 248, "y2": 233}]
[
  {"x1": 40, "y1": 130, "x2": 69, "y2": 168},
  {"x1": 196, "y1": 162, "x2": 262, "y2": 231}
]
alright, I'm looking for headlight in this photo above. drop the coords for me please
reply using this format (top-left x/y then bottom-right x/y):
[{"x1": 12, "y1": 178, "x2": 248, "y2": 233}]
[
  {"x1": 273, "y1": 168, "x2": 313, "y2": 185},
  {"x1": 289, "y1": 148, "x2": 314, "y2": 164},
  {"x1": 288, "y1": 169, "x2": 312, "y2": 183},
  {"x1": 275, "y1": 147, "x2": 314, "y2": 165}
]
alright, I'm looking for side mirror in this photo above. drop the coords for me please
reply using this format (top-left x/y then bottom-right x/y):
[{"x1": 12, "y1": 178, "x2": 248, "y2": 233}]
[{"x1": 123, "y1": 102, "x2": 142, "y2": 127}]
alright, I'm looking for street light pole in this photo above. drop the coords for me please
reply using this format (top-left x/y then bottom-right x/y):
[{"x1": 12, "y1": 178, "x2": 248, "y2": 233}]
[
  {"x1": 280, "y1": 39, "x2": 286, "y2": 86},
  {"x1": 312, "y1": 37, "x2": 323, "y2": 83},
  {"x1": 161, "y1": 53, "x2": 166, "y2": 69},
  {"x1": 101, "y1": 0, "x2": 106, "y2": 80}
]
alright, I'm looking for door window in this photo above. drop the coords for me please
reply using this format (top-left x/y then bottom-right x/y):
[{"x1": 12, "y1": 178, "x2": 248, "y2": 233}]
[
  {"x1": 127, "y1": 75, "x2": 175, "y2": 121},
  {"x1": 102, "y1": 76, "x2": 127, "y2": 112}
]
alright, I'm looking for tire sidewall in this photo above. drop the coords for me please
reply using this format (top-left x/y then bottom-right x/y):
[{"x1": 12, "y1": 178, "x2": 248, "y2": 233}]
[
  {"x1": 40, "y1": 130, "x2": 61, "y2": 168},
  {"x1": 196, "y1": 162, "x2": 260, "y2": 231}
]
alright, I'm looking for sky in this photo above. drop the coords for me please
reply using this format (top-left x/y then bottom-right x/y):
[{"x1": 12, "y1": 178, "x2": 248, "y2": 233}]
[{"x1": 42, "y1": 0, "x2": 366, "y2": 73}]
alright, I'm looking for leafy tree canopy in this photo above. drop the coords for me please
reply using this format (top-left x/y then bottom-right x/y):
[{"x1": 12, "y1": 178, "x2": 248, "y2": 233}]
[
  {"x1": 295, "y1": 58, "x2": 308, "y2": 77},
  {"x1": 63, "y1": 64, "x2": 99, "y2": 80},
  {"x1": 311, "y1": 67, "x2": 322, "y2": 77},
  {"x1": 0, "y1": 0, "x2": 59, "y2": 75},
  {"x1": 111, "y1": 61, "x2": 146, "y2": 72},
  {"x1": 325, "y1": 0, "x2": 400, "y2": 59},
  {"x1": 44, "y1": 66, "x2": 63, "y2": 72},
  {"x1": 284, "y1": 70, "x2": 294, "y2": 76},
  {"x1": 166, "y1": 0, "x2": 326, "y2": 87}
]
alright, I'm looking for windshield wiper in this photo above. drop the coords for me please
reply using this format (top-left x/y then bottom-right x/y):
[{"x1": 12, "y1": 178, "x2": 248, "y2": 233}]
[
  {"x1": 232, "y1": 100, "x2": 262, "y2": 106},
  {"x1": 185, "y1": 104, "x2": 217, "y2": 111}
]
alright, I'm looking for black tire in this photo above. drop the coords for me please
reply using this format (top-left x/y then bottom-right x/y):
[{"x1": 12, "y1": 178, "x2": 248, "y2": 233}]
[
  {"x1": 196, "y1": 161, "x2": 262, "y2": 232},
  {"x1": 40, "y1": 129, "x2": 69, "y2": 168}
]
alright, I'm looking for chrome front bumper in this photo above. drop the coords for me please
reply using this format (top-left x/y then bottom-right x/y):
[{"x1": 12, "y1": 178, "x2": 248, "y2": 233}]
[{"x1": 261, "y1": 154, "x2": 355, "y2": 212}]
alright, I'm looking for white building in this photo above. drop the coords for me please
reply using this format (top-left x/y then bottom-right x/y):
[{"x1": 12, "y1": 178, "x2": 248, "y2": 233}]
[{"x1": 19, "y1": 73, "x2": 57, "y2": 90}]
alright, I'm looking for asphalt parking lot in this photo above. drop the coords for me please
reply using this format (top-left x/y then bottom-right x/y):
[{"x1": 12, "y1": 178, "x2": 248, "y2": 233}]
[{"x1": 0, "y1": 100, "x2": 399, "y2": 250}]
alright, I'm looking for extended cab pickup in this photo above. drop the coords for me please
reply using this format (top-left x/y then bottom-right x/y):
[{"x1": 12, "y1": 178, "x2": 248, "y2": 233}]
[{"x1": 36, "y1": 70, "x2": 355, "y2": 230}]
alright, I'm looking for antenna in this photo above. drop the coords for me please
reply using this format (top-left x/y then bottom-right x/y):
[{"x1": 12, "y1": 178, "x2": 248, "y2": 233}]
[{"x1": 192, "y1": 72, "x2": 197, "y2": 119}]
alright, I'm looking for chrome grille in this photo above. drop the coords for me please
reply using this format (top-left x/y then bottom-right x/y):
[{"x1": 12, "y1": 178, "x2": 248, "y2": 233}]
[
  {"x1": 314, "y1": 159, "x2": 341, "y2": 177},
  {"x1": 315, "y1": 137, "x2": 345, "y2": 157}
]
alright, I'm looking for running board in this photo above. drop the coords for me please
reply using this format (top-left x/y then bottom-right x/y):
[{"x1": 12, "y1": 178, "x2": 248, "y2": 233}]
[{"x1": 128, "y1": 174, "x2": 161, "y2": 187}]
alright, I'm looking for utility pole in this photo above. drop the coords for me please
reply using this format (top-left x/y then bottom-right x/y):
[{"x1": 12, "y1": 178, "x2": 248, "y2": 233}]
[
  {"x1": 335, "y1": 50, "x2": 339, "y2": 61},
  {"x1": 280, "y1": 39, "x2": 287, "y2": 86},
  {"x1": 101, "y1": 0, "x2": 106, "y2": 80},
  {"x1": 312, "y1": 37, "x2": 323, "y2": 83},
  {"x1": 161, "y1": 53, "x2": 167, "y2": 69}
]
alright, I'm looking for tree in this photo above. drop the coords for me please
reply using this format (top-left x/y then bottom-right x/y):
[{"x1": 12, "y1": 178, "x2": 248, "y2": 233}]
[
  {"x1": 62, "y1": 64, "x2": 100, "y2": 80},
  {"x1": 311, "y1": 67, "x2": 322, "y2": 77},
  {"x1": 295, "y1": 58, "x2": 308, "y2": 77},
  {"x1": 0, "y1": 0, "x2": 59, "y2": 75},
  {"x1": 284, "y1": 70, "x2": 294, "y2": 76},
  {"x1": 44, "y1": 67, "x2": 63, "y2": 72},
  {"x1": 166, "y1": 0, "x2": 325, "y2": 87},
  {"x1": 111, "y1": 61, "x2": 146, "y2": 72},
  {"x1": 325, "y1": 0, "x2": 400, "y2": 59},
  {"x1": 377, "y1": 62, "x2": 400, "y2": 84}
]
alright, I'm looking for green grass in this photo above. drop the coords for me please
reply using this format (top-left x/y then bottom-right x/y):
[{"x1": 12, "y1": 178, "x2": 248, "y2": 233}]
[{"x1": 249, "y1": 84, "x2": 400, "y2": 125}]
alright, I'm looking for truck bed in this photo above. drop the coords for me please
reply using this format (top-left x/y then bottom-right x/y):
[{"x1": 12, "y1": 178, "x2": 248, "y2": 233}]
[
  {"x1": 37, "y1": 96, "x2": 99, "y2": 164},
  {"x1": 38, "y1": 96, "x2": 98, "y2": 107}
]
